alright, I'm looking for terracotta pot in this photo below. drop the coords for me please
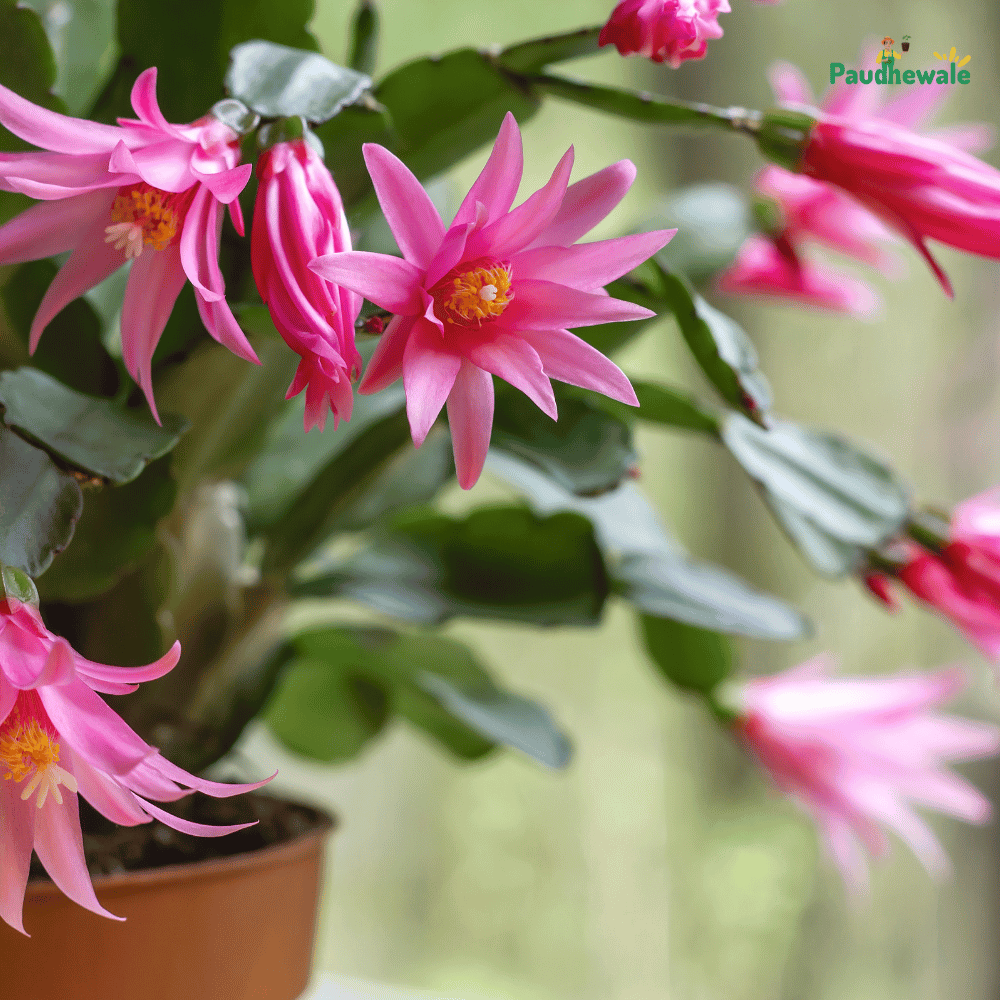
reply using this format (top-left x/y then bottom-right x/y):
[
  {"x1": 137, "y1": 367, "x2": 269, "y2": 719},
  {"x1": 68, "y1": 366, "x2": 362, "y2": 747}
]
[{"x1": 0, "y1": 800, "x2": 334, "y2": 1000}]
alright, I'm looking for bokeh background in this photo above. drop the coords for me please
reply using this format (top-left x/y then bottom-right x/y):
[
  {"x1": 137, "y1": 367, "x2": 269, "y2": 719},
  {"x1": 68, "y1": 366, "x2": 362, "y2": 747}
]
[{"x1": 35, "y1": 0, "x2": 1000, "y2": 996}]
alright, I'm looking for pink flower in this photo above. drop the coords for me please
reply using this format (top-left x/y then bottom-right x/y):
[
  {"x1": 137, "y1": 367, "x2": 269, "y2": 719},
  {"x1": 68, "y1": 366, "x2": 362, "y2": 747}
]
[
  {"x1": 716, "y1": 233, "x2": 878, "y2": 315},
  {"x1": 0, "y1": 598, "x2": 271, "y2": 934},
  {"x1": 310, "y1": 113, "x2": 674, "y2": 489},
  {"x1": 736, "y1": 655, "x2": 999, "y2": 892},
  {"x1": 252, "y1": 138, "x2": 362, "y2": 433},
  {"x1": 598, "y1": 0, "x2": 730, "y2": 68},
  {"x1": 0, "y1": 68, "x2": 257, "y2": 420},
  {"x1": 897, "y1": 487, "x2": 1000, "y2": 661}
]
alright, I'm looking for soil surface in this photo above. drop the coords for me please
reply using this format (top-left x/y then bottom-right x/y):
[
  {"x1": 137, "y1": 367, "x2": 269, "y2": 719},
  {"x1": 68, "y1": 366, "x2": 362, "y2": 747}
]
[{"x1": 28, "y1": 792, "x2": 335, "y2": 881}]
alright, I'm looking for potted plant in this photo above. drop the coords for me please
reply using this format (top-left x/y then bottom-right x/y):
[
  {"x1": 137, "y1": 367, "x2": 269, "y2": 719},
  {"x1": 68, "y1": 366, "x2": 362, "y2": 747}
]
[{"x1": 1, "y1": 2, "x2": 999, "y2": 997}]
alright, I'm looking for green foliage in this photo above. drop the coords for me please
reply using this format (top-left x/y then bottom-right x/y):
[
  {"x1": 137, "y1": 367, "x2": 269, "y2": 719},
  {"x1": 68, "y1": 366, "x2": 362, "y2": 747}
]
[
  {"x1": 626, "y1": 381, "x2": 721, "y2": 435},
  {"x1": 1, "y1": 562, "x2": 39, "y2": 606},
  {"x1": 347, "y1": 0, "x2": 380, "y2": 76},
  {"x1": 498, "y1": 26, "x2": 603, "y2": 74},
  {"x1": 0, "y1": 368, "x2": 187, "y2": 484},
  {"x1": 0, "y1": 427, "x2": 82, "y2": 576},
  {"x1": 641, "y1": 616, "x2": 734, "y2": 695}
]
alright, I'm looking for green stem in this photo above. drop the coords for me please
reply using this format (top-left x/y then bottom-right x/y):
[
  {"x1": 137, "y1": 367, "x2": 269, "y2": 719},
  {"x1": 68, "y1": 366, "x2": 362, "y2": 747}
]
[
  {"x1": 906, "y1": 508, "x2": 952, "y2": 554},
  {"x1": 497, "y1": 25, "x2": 605, "y2": 74},
  {"x1": 529, "y1": 72, "x2": 763, "y2": 133}
]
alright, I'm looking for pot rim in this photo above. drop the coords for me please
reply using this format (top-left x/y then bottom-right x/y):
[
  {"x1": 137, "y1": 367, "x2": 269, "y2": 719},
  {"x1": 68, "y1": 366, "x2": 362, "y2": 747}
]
[{"x1": 25, "y1": 798, "x2": 336, "y2": 900}]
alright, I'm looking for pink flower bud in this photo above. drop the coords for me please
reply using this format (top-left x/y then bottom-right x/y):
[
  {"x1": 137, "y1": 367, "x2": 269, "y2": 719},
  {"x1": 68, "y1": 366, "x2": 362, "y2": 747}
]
[{"x1": 598, "y1": 0, "x2": 731, "y2": 69}]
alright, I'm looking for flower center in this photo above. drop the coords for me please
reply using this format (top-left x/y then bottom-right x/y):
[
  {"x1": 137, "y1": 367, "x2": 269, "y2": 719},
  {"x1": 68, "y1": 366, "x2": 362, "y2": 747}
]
[
  {"x1": 435, "y1": 263, "x2": 513, "y2": 327},
  {"x1": 0, "y1": 699, "x2": 77, "y2": 808},
  {"x1": 104, "y1": 183, "x2": 192, "y2": 259}
]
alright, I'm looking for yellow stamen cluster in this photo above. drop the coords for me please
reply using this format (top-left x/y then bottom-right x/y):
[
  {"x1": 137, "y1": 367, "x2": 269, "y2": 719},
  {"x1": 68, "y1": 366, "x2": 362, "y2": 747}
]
[
  {"x1": 0, "y1": 712, "x2": 78, "y2": 808},
  {"x1": 439, "y1": 264, "x2": 513, "y2": 326},
  {"x1": 104, "y1": 184, "x2": 181, "y2": 258}
]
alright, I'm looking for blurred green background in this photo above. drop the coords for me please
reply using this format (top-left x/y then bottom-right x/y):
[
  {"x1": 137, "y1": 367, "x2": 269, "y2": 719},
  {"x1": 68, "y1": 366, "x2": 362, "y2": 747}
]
[{"x1": 214, "y1": 1, "x2": 1000, "y2": 997}]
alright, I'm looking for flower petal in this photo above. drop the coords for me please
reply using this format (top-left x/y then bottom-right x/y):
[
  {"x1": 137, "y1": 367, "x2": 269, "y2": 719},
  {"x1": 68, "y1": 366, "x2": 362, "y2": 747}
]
[
  {"x1": 0, "y1": 189, "x2": 113, "y2": 265},
  {"x1": 133, "y1": 795, "x2": 259, "y2": 837},
  {"x1": 402, "y1": 318, "x2": 462, "y2": 446},
  {"x1": 310, "y1": 250, "x2": 424, "y2": 314},
  {"x1": 69, "y1": 749, "x2": 151, "y2": 826},
  {"x1": 768, "y1": 60, "x2": 815, "y2": 106},
  {"x1": 446, "y1": 361, "x2": 494, "y2": 490},
  {"x1": 145, "y1": 753, "x2": 275, "y2": 798},
  {"x1": 501, "y1": 278, "x2": 655, "y2": 330},
  {"x1": 0, "y1": 776, "x2": 35, "y2": 934},
  {"x1": 461, "y1": 331, "x2": 556, "y2": 419},
  {"x1": 453, "y1": 111, "x2": 523, "y2": 228},
  {"x1": 73, "y1": 641, "x2": 181, "y2": 697},
  {"x1": 357, "y1": 314, "x2": 415, "y2": 394}
]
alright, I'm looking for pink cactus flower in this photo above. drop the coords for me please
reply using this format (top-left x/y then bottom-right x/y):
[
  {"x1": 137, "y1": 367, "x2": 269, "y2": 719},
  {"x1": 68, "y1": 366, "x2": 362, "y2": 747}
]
[
  {"x1": 0, "y1": 67, "x2": 257, "y2": 420},
  {"x1": 598, "y1": 0, "x2": 731, "y2": 68},
  {"x1": 716, "y1": 233, "x2": 879, "y2": 315},
  {"x1": 896, "y1": 488, "x2": 1000, "y2": 661},
  {"x1": 0, "y1": 598, "x2": 272, "y2": 934},
  {"x1": 736, "y1": 655, "x2": 999, "y2": 893},
  {"x1": 310, "y1": 113, "x2": 674, "y2": 489},
  {"x1": 252, "y1": 138, "x2": 362, "y2": 432}
]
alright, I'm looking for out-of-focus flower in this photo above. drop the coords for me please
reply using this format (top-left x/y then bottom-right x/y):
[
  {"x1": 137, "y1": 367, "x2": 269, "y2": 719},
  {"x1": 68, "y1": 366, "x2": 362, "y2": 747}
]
[
  {"x1": 0, "y1": 598, "x2": 272, "y2": 934},
  {"x1": 0, "y1": 68, "x2": 256, "y2": 420},
  {"x1": 598, "y1": 0, "x2": 730, "y2": 69},
  {"x1": 735, "y1": 655, "x2": 999, "y2": 893},
  {"x1": 716, "y1": 233, "x2": 878, "y2": 315},
  {"x1": 311, "y1": 113, "x2": 674, "y2": 489},
  {"x1": 252, "y1": 137, "x2": 362, "y2": 432}
]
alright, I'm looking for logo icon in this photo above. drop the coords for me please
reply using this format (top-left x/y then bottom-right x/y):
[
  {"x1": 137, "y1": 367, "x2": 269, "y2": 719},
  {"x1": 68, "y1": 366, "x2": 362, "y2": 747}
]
[{"x1": 934, "y1": 46, "x2": 971, "y2": 68}]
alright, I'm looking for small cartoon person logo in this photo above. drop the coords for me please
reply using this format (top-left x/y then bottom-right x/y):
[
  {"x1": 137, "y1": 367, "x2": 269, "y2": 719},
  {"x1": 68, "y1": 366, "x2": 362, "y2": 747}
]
[
  {"x1": 934, "y1": 45, "x2": 971, "y2": 67},
  {"x1": 877, "y1": 36, "x2": 902, "y2": 66}
]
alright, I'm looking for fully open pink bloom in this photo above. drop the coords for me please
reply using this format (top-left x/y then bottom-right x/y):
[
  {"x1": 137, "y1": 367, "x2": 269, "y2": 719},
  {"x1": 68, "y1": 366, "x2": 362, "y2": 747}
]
[
  {"x1": 252, "y1": 138, "x2": 362, "y2": 432},
  {"x1": 736, "y1": 655, "x2": 999, "y2": 893},
  {"x1": 310, "y1": 113, "x2": 674, "y2": 489},
  {"x1": 896, "y1": 487, "x2": 1000, "y2": 661},
  {"x1": 717, "y1": 233, "x2": 878, "y2": 315},
  {"x1": 598, "y1": 0, "x2": 730, "y2": 68},
  {"x1": 0, "y1": 598, "x2": 272, "y2": 934},
  {"x1": 0, "y1": 67, "x2": 257, "y2": 419}
]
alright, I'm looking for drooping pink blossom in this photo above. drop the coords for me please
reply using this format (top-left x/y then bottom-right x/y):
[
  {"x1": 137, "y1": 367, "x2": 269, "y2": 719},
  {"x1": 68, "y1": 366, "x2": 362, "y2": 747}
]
[
  {"x1": 310, "y1": 113, "x2": 674, "y2": 490},
  {"x1": 252, "y1": 138, "x2": 362, "y2": 432},
  {"x1": 0, "y1": 68, "x2": 257, "y2": 420},
  {"x1": 716, "y1": 233, "x2": 879, "y2": 315},
  {"x1": 0, "y1": 598, "x2": 272, "y2": 934},
  {"x1": 895, "y1": 487, "x2": 1000, "y2": 661},
  {"x1": 735, "y1": 655, "x2": 999, "y2": 893},
  {"x1": 598, "y1": 0, "x2": 730, "y2": 69}
]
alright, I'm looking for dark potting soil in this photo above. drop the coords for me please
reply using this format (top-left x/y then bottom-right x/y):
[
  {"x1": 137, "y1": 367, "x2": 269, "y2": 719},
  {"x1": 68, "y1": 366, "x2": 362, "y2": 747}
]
[{"x1": 27, "y1": 792, "x2": 334, "y2": 882}]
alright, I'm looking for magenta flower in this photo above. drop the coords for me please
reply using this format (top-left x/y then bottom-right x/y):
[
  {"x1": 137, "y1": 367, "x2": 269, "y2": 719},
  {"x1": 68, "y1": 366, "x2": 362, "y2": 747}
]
[
  {"x1": 736, "y1": 655, "x2": 999, "y2": 892},
  {"x1": 896, "y1": 488, "x2": 1000, "y2": 661},
  {"x1": 0, "y1": 68, "x2": 257, "y2": 419},
  {"x1": 0, "y1": 598, "x2": 272, "y2": 934},
  {"x1": 598, "y1": 0, "x2": 730, "y2": 68},
  {"x1": 252, "y1": 138, "x2": 362, "y2": 432},
  {"x1": 310, "y1": 113, "x2": 674, "y2": 489},
  {"x1": 716, "y1": 233, "x2": 878, "y2": 315}
]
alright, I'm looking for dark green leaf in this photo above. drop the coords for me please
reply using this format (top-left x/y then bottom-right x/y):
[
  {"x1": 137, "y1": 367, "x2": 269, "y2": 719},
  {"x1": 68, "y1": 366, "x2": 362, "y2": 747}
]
[
  {"x1": 0, "y1": 427, "x2": 82, "y2": 576},
  {"x1": 641, "y1": 616, "x2": 734, "y2": 694},
  {"x1": 629, "y1": 381, "x2": 720, "y2": 435},
  {"x1": 315, "y1": 101, "x2": 394, "y2": 214},
  {"x1": 722, "y1": 413, "x2": 911, "y2": 548},
  {"x1": 763, "y1": 489, "x2": 862, "y2": 577},
  {"x1": 1, "y1": 562, "x2": 38, "y2": 606},
  {"x1": 0, "y1": 368, "x2": 188, "y2": 485},
  {"x1": 347, "y1": 0, "x2": 379, "y2": 76},
  {"x1": 225, "y1": 40, "x2": 371, "y2": 122},
  {"x1": 614, "y1": 551, "x2": 808, "y2": 639},
  {"x1": 294, "y1": 506, "x2": 610, "y2": 628},
  {"x1": 498, "y1": 26, "x2": 603, "y2": 74},
  {"x1": 37, "y1": 458, "x2": 176, "y2": 602},
  {"x1": 491, "y1": 387, "x2": 638, "y2": 496}
]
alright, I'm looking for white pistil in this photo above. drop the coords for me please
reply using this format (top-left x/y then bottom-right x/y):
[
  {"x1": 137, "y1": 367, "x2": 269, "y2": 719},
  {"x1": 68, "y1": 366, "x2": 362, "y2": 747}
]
[
  {"x1": 20, "y1": 763, "x2": 77, "y2": 808},
  {"x1": 479, "y1": 284, "x2": 498, "y2": 302},
  {"x1": 104, "y1": 221, "x2": 145, "y2": 260}
]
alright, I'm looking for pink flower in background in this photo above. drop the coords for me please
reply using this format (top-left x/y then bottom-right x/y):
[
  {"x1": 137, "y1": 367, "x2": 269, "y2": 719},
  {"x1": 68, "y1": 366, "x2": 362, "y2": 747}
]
[
  {"x1": 252, "y1": 138, "x2": 362, "y2": 432},
  {"x1": 311, "y1": 113, "x2": 674, "y2": 489},
  {"x1": 598, "y1": 0, "x2": 730, "y2": 69},
  {"x1": 0, "y1": 598, "x2": 272, "y2": 934},
  {"x1": 897, "y1": 487, "x2": 1000, "y2": 661},
  {"x1": 0, "y1": 67, "x2": 256, "y2": 420},
  {"x1": 717, "y1": 233, "x2": 878, "y2": 315},
  {"x1": 736, "y1": 655, "x2": 999, "y2": 893}
]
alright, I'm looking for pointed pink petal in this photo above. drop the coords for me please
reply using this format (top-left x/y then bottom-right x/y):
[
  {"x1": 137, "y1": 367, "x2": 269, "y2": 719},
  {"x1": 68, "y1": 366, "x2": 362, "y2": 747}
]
[
  {"x1": 33, "y1": 792, "x2": 123, "y2": 920},
  {"x1": 424, "y1": 222, "x2": 472, "y2": 290},
  {"x1": 513, "y1": 229, "x2": 675, "y2": 290},
  {"x1": 179, "y1": 184, "x2": 224, "y2": 302},
  {"x1": 34, "y1": 638, "x2": 75, "y2": 687},
  {"x1": 0, "y1": 676, "x2": 16, "y2": 726},
  {"x1": 501, "y1": 278, "x2": 655, "y2": 330},
  {"x1": 768, "y1": 60, "x2": 815, "y2": 106},
  {"x1": 0, "y1": 189, "x2": 113, "y2": 265},
  {"x1": 446, "y1": 361, "x2": 494, "y2": 490},
  {"x1": 466, "y1": 147, "x2": 574, "y2": 260},
  {"x1": 194, "y1": 292, "x2": 259, "y2": 364},
  {"x1": 128, "y1": 68, "x2": 175, "y2": 135},
  {"x1": 357, "y1": 314, "x2": 415, "y2": 394},
  {"x1": 229, "y1": 194, "x2": 245, "y2": 236},
  {"x1": 0, "y1": 777, "x2": 35, "y2": 934},
  {"x1": 29, "y1": 210, "x2": 127, "y2": 351},
  {"x1": 0, "y1": 81, "x2": 129, "y2": 154},
  {"x1": 310, "y1": 250, "x2": 423, "y2": 314},
  {"x1": 133, "y1": 795, "x2": 259, "y2": 836},
  {"x1": 453, "y1": 112, "x2": 523, "y2": 227},
  {"x1": 927, "y1": 123, "x2": 996, "y2": 155},
  {"x1": 147, "y1": 753, "x2": 275, "y2": 798},
  {"x1": 69, "y1": 750, "x2": 150, "y2": 826},
  {"x1": 899, "y1": 769, "x2": 992, "y2": 824},
  {"x1": 194, "y1": 162, "x2": 252, "y2": 205},
  {"x1": 73, "y1": 642, "x2": 181, "y2": 697},
  {"x1": 362, "y1": 143, "x2": 444, "y2": 268},
  {"x1": 817, "y1": 809, "x2": 870, "y2": 896},
  {"x1": 121, "y1": 243, "x2": 188, "y2": 421},
  {"x1": 527, "y1": 160, "x2": 636, "y2": 250},
  {"x1": 0, "y1": 149, "x2": 125, "y2": 200},
  {"x1": 517, "y1": 327, "x2": 639, "y2": 405},
  {"x1": 461, "y1": 332, "x2": 556, "y2": 419},
  {"x1": 402, "y1": 318, "x2": 462, "y2": 445}
]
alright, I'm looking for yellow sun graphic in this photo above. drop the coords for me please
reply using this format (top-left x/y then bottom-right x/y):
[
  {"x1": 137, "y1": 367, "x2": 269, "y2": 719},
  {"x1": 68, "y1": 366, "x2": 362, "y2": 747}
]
[{"x1": 933, "y1": 46, "x2": 972, "y2": 66}]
